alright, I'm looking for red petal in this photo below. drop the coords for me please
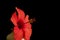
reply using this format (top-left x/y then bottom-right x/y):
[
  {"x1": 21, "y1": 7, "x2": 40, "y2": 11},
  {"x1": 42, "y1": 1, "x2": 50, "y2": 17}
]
[
  {"x1": 23, "y1": 23, "x2": 32, "y2": 40},
  {"x1": 24, "y1": 15, "x2": 29, "y2": 23},
  {"x1": 14, "y1": 26, "x2": 23, "y2": 40},
  {"x1": 23, "y1": 15, "x2": 32, "y2": 40},
  {"x1": 24, "y1": 28, "x2": 32, "y2": 40},
  {"x1": 11, "y1": 12, "x2": 18, "y2": 26},
  {"x1": 16, "y1": 7, "x2": 25, "y2": 19}
]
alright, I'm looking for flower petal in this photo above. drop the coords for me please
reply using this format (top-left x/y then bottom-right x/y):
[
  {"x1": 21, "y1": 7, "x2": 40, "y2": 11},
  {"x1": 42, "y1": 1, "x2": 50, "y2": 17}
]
[
  {"x1": 11, "y1": 12, "x2": 18, "y2": 26},
  {"x1": 14, "y1": 26, "x2": 23, "y2": 40},
  {"x1": 16, "y1": 7, "x2": 25, "y2": 19},
  {"x1": 23, "y1": 23, "x2": 32, "y2": 40},
  {"x1": 24, "y1": 15, "x2": 29, "y2": 23}
]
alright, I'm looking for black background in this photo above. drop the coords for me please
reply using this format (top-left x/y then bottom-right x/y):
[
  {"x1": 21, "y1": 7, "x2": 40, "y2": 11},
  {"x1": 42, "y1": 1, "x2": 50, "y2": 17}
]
[{"x1": 0, "y1": 0, "x2": 48, "y2": 40}]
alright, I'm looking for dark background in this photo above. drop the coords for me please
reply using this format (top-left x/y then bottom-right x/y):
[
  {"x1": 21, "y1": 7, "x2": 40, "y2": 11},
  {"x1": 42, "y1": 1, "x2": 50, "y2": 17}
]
[{"x1": 0, "y1": 0, "x2": 48, "y2": 40}]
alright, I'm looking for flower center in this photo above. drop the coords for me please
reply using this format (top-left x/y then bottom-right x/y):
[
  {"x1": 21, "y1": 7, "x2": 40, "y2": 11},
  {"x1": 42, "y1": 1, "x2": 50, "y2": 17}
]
[{"x1": 17, "y1": 19, "x2": 24, "y2": 29}]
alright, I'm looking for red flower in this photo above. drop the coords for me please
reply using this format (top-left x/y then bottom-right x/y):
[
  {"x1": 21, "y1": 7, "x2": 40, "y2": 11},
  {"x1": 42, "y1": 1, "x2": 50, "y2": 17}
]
[{"x1": 10, "y1": 7, "x2": 32, "y2": 40}]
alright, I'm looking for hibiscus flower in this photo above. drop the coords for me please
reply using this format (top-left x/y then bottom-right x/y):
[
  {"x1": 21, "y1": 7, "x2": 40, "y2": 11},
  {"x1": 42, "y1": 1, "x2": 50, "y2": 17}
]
[{"x1": 10, "y1": 7, "x2": 32, "y2": 40}]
